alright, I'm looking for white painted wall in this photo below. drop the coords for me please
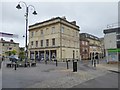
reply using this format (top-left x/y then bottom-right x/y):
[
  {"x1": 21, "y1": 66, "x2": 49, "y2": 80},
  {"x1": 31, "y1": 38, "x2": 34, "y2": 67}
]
[{"x1": 104, "y1": 32, "x2": 117, "y2": 49}]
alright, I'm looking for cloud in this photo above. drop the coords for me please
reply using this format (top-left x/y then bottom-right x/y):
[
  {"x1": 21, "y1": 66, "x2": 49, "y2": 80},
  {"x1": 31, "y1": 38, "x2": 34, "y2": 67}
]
[{"x1": 1, "y1": 2, "x2": 118, "y2": 47}]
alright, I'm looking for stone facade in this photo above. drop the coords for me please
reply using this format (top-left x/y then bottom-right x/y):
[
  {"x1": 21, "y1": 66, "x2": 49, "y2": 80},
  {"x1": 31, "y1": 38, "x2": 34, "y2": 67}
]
[
  {"x1": 28, "y1": 17, "x2": 80, "y2": 61},
  {"x1": 80, "y1": 33, "x2": 102, "y2": 60},
  {"x1": 80, "y1": 38, "x2": 89, "y2": 60},
  {"x1": 0, "y1": 38, "x2": 19, "y2": 57}
]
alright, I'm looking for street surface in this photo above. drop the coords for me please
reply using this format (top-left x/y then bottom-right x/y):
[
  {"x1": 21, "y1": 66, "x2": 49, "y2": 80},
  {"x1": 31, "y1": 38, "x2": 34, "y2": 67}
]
[{"x1": 1, "y1": 58, "x2": 119, "y2": 88}]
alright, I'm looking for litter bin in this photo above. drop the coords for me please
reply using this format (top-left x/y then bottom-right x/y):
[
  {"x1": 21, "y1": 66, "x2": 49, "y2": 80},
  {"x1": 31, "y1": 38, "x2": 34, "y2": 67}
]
[{"x1": 73, "y1": 59, "x2": 77, "y2": 72}]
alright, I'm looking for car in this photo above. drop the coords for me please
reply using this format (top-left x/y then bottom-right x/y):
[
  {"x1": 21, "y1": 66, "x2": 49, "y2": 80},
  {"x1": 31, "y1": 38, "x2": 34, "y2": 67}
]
[{"x1": 9, "y1": 55, "x2": 19, "y2": 62}]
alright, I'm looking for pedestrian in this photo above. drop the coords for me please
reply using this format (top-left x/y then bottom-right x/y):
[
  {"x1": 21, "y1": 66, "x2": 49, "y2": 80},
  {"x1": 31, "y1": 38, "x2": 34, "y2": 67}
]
[
  {"x1": 95, "y1": 53, "x2": 99, "y2": 64},
  {"x1": 2, "y1": 56, "x2": 5, "y2": 61}
]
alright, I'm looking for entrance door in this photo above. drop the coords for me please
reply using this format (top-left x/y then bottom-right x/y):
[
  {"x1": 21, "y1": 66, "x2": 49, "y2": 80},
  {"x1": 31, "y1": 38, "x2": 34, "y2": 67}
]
[
  {"x1": 30, "y1": 51, "x2": 34, "y2": 60},
  {"x1": 46, "y1": 50, "x2": 49, "y2": 61},
  {"x1": 50, "y1": 50, "x2": 56, "y2": 60},
  {"x1": 39, "y1": 51, "x2": 44, "y2": 61}
]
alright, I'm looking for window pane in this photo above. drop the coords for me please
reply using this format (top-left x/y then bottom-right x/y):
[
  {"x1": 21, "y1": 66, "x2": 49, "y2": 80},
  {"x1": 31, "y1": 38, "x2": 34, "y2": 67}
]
[
  {"x1": 82, "y1": 41, "x2": 84, "y2": 45},
  {"x1": 52, "y1": 27, "x2": 55, "y2": 34},
  {"x1": 36, "y1": 41, "x2": 38, "y2": 47},
  {"x1": 61, "y1": 27, "x2": 64, "y2": 33},
  {"x1": 46, "y1": 39, "x2": 49, "y2": 46},
  {"x1": 41, "y1": 40, "x2": 43, "y2": 47},
  {"x1": 31, "y1": 32, "x2": 34, "y2": 37},
  {"x1": 46, "y1": 28, "x2": 48, "y2": 35},
  {"x1": 31, "y1": 41, "x2": 33, "y2": 46},
  {"x1": 41, "y1": 30, "x2": 43, "y2": 35},
  {"x1": 117, "y1": 35, "x2": 120, "y2": 40},
  {"x1": 117, "y1": 41, "x2": 120, "y2": 48},
  {"x1": 52, "y1": 38, "x2": 55, "y2": 46}
]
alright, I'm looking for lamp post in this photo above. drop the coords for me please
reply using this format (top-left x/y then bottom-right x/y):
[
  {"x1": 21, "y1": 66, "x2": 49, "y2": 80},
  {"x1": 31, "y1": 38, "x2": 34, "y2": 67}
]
[{"x1": 16, "y1": 1, "x2": 37, "y2": 67}]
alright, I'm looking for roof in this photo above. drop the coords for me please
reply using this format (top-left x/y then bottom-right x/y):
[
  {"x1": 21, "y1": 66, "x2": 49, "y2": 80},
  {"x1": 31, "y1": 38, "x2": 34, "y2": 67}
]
[
  {"x1": 80, "y1": 38, "x2": 89, "y2": 42},
  {"x1": 0, "y1": 39, "x2": 19, "y2": 44},
  {"x1": 29, "y1": 17, "x2": 80, "y2": 30},
  {"x1": 103, "y1": 27, "x2": 120, "y2": 34},
  {"x1": 80, "y1": 33, "x2": 100, "y2": 41}
]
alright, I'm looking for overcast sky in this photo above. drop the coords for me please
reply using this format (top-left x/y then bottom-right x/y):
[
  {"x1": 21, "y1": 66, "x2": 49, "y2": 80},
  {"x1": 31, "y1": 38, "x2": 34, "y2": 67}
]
[{"x1": 0, "y1": 0, "x2": 118, "y2": 47}]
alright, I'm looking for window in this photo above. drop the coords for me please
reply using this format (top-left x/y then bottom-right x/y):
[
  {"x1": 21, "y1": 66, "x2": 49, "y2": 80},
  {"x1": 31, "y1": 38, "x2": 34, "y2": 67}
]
[
  {"x1": 36, "y1": 41, "x2": 38, "y2": 47},
  {"x1": 31, "y1": 32, "x2": 34, "y2": 37},
  {"x1": 85, "y1": 48, "x2": 88, "y2": 52},
  {"x1": 61, "y1": 27, "x2": 64, "y2": 33},
  {"x1": 117, "y1": 41, "x2": 120, "y2": 48},
  {"x1": 117, "y1": 35, "x2": 120, "y2": 40},
  {"x1": 76, "y1": 50, "x2": 78, "y2": 58},
  {"x1": 46, "y1": 39, "x2": 49, "y2": 46},
  {"x1": 31, "y1": 41, "x2": 33, "y2": 46},
  {"x1": 52, "y1": 27, "x2": 55, "y2": 34},
  {"x1": 117, "y1": 29, "x2": 120, "y2": 34},
  {"x1": 52, "y1": 38, "x2": 55, "y2": 46},
  {"x1": 73, "y1": 50, "x2": 75, "y2": 59},
  {"x1": 46, "y1": 28, "x2": 48, "y2": 35},
  {"x1": 82, "y1": 48, "x2": 85, "y2": 52},
  {"x1": 86, "y1": 42, "x2": 88, "y2": 45},
  {"x1": 82, "y1": 41, "x2": 84, "y2": 45},
  {"x1": 76, "y1": 32, "x2": 78, "y2": 37},
  {"x1": 41, "y1": 30, "x2": 43, "y2": 35},
  {"x1": 90, "y1": 46, "x2": 92, "y2": 49},
  {"x1": 9, "y1": 48, "x2": 12, "y2": 50},
  {"x1": 41, "y1": 40, "x2": 43, "y2": 47}
]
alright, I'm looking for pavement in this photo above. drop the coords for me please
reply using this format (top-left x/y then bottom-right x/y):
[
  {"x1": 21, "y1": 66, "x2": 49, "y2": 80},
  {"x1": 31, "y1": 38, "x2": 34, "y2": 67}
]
[
  {"x1": 72, "y1": 72, "x2": 118, "y2": 88},
  {"x1": 97, "y1": 63, "x2": 119, "y2": 72},
  {"x1": 1, "y1": 59, "x2": 119, "y2": 88},
  {"x1": 0, "y1": 63, "x2": 2, "y2": 90}
]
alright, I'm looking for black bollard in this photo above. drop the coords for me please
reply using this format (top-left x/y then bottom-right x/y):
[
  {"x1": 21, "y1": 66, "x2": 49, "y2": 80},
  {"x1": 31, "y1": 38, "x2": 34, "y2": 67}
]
[
  {"x1": 94, "y1": 60, "x2": 96, "y2": 67},
  {"x1": 66, "y1": 60, "x2": 69, "y2": 69},
  {"x1": 15, "y1": 63, "x2": 17, "y2": 70},
  {"x1": 55, "y1": 59, "x2": 57, "y2": 66},
  {"x1": 73, "y1": 59, "x2": 77, "y2": 72},
  {"x1": 45, "y1": 60, "x2": 47, "y2": 64}
]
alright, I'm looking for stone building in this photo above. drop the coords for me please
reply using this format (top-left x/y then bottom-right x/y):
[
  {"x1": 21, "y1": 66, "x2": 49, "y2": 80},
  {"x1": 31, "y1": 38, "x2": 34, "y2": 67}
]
[
  {"x1": 80, "y1": 33, "x2": 102, "y2": 60},
  {"x1": 28, "y1": 17, "x2": 80, "y2": 61},
  {"x1": 0, "y1": 38, "x2": 19, "y2": 57},
  {"x1": 79, "y1": 38, "x2": 89, "y2": 60}
]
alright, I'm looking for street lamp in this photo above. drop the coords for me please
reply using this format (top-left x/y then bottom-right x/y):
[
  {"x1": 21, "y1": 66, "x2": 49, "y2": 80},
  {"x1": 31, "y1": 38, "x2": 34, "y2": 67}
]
[{"x1": 16, "y1": 1, "x2": 37, "y2": 67}]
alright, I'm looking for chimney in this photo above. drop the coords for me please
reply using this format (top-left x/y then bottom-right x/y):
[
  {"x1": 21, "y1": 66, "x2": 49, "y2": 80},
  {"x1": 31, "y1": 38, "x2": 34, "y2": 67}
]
[
  {"x1": 71, "y1": 21, "x2": 76, "y2": 25},
  {"x1": 10, "y1": 39, "x2": 13, "y2": 42},
  {"x1": 1, "y1": 38, "x2": 4, "y2": 41},
  {"x1": 61, "y1": 16, "x2": 66, "y2": 20}
]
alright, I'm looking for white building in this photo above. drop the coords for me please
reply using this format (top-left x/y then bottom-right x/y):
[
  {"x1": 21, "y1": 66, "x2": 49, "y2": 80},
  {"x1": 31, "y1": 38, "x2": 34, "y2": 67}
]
[{"x1": 103, "y1": 27, "x2": 120, "y2": 62}]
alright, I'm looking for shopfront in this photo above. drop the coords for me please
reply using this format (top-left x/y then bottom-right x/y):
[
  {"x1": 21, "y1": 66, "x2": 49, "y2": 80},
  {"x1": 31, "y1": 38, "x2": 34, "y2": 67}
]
[
  {"x1": 30, "y1": 50, "x2": 57, "y2": 61},
  {"x1": 107, "y1": 49, "x2": 120, "y2": 62}
]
